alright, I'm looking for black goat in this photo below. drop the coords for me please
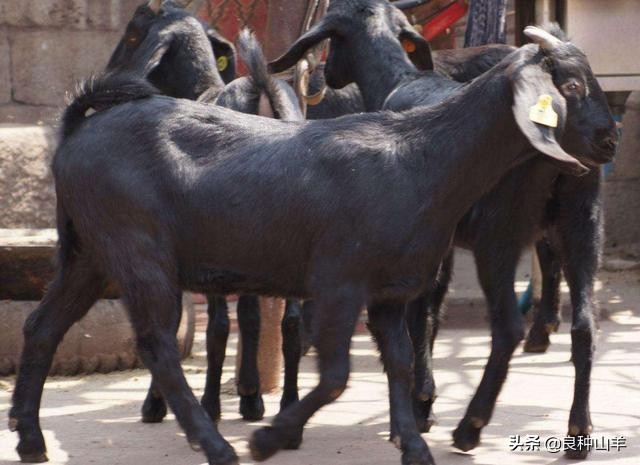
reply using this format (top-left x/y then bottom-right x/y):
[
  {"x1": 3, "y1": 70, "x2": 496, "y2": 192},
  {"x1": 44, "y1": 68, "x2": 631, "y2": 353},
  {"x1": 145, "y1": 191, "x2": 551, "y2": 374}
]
[
  {"x1": 107, "y1": 0, "x2": 236, "y2": 99},
  {"x1": 10, "y1": 27, "x2": 615, "y2": 465},
  {"x1": 107, "y1": 0, "x2": 305, "y2": 424},
  {"x1": 271, "y1": 0, "x2": 617, "y2": 457}
]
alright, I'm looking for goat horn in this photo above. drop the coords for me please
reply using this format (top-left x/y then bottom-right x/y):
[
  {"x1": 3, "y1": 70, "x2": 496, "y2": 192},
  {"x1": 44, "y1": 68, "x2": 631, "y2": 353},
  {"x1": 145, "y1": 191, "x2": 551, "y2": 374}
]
[
  {"x1": 392, "y1": 0, "x2": 429, "y2": 10},
  {"x1": 147, "y1": 0, "x2": 163, "y2": 14},
  {"x1": 523, "y1": 26, "x2": 563, "y2": 51}
]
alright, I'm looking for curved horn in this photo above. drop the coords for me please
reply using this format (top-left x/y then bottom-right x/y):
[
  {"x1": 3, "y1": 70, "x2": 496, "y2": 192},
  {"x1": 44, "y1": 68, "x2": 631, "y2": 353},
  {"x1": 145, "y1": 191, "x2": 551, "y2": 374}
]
[
  {"x1": 523, "y1": 26, "x2": 563, "y2": 51},
  {"x1": 268, "y1": 14, "x2": 343, "y2": 73},
  {"x1": 392, "y1": 0, "x2": 429, "y2": 10},
  {"x1": 147, "y1": 0, "x2": 163, "y2": 14}
]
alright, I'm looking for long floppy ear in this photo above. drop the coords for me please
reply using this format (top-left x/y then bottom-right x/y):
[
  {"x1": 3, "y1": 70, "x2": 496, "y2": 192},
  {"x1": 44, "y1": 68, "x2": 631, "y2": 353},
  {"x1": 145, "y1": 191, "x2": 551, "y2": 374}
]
[
  {"x1": 206, "y1": 27, "x2": 236, "y2": 83},
  {"x1": 511, "y1": 59, "x2": 589, "y2": 176},
  {"x1": 398, "y1": 26, "x2": 433, "y2": 71},
  {"x1": 269, "y1": 14, "x2": 344, "y2": 73}
]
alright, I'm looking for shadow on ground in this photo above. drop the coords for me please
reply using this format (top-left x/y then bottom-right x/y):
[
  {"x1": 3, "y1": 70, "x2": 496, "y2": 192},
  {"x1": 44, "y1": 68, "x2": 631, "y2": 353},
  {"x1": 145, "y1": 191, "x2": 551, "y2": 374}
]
[{"x1": 1, "y1": 267, "x2": 638, "y2": 465}]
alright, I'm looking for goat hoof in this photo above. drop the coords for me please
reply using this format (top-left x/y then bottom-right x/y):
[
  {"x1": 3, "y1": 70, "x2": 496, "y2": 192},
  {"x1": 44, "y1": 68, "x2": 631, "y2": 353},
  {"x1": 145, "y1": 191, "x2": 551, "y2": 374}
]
[
  {"x1": 565, "y1": 424, "x2": 592, "y2": 459},
  {"x1": 141, "y1": 391, "x2": 167, "y2": 423},
  {"x1": 240, "y1": 394, "x2": 265, "y2": 421},
  {"x1": 18, "y1": 451, "x2": 48, "y2": 463},
  {"x1": 401, "y1": 438, "x2": 434, "y2": 465},
  {"x1": 201, "y1": 395, "x2": 221, "y2": 423},
  {"x1": 16, "y1": 429, "x2": 48, "y2": 464},
  {"x1": 416, "y1": 412, "x2": 437, "y2": 433},
  {"x1": 565, "y1": 446, "x2": 589, "y2": 460},
  {"x1": 283, "y1": 430, "x2": 303, "y2": 450},
  {"x1": 190, "y1": 441, "x2": 202, "y2": 452},
  {"x1": 207, "y1": 443, "x2": 239, "y2": 465},
  {"x1": 413, "y1": 399, "x2": 436, "y2": 433},
  {"x1": 452, "y1": 419, "x2": 481, "y2": 452},
  {"x1": 249, "y1": 427, "x2": 283, "y2": 462},
  {"x1": 523, "y1": 327, "x2": 551, "y2": 353}
]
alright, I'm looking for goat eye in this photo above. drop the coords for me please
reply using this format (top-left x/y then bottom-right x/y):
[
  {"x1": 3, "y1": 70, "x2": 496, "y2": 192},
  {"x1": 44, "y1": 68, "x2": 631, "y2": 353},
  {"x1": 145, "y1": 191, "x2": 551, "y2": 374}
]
[
  {"x1": 127, "y1": 35, "x2": 139, "y2": 45},
  {"x1": 562, "y1": 81, "x2": 583, "y2": 96}
]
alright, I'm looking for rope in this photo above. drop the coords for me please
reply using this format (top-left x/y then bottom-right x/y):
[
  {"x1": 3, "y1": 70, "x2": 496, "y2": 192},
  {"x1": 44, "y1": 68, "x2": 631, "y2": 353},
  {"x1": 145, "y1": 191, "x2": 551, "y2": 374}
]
[{"x1": 293, "y1": 0, "x2": 330, "y2": 115}]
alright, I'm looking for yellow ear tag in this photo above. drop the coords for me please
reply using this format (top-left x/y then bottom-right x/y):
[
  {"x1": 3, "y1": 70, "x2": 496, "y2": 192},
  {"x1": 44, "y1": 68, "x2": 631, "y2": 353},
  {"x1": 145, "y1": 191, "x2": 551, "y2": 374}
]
[
  {"x1": 529, "y1": 94, "x2": 558, "y2": 128},
  {"x1": 402, "y1": 39, "x2": 416, "y2": 53},
  {"x1": 217, "y1": 55, "x2": 228, "y2": 72}
]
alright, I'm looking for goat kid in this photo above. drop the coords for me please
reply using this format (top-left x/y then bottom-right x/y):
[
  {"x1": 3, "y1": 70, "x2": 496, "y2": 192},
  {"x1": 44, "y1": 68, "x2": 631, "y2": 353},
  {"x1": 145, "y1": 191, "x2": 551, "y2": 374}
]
[
  {"x1": 107, "y1": 0, "x2": 305, "y2": 424},
  {"x1": 10, "y1": 26, "x2": 615, "y2": 465},
  {"x1": 271, "y1": 1, "x2": 618, "y2": 456}
]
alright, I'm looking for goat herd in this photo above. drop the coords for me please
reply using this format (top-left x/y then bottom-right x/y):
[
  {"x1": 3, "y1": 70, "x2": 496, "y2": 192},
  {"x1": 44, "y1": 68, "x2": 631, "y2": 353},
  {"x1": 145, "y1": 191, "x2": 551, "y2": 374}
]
[{"x1": 7, "y1": 0, "x2": 619, "y2": 464}]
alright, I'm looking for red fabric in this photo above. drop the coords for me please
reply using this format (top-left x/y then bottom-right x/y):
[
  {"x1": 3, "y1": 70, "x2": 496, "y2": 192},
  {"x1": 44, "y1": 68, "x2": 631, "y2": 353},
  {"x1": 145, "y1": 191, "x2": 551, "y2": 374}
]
[
  {"x1": 197, "y1": 0, "x2": 268, "y2": 44},
  {"x1": 423, "y1": 2, "x2": 468, "y2": 41}
]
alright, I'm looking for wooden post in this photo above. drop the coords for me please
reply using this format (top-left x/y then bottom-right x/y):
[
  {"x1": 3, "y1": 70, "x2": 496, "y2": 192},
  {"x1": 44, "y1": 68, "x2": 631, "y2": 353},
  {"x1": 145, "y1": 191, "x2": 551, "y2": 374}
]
[{"x1": 234, "y1": 297, "x2": 285, "y2": 393}]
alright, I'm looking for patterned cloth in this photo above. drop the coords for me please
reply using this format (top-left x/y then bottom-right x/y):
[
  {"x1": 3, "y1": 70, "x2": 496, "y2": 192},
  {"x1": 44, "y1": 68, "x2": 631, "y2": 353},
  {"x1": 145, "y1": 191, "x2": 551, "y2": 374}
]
[
  {"x1": 464, "y1": 0, "x2": 507, "y2": 47},
  {"x1": 200, "y1": 0, "x2": 269, "y2": 42}
]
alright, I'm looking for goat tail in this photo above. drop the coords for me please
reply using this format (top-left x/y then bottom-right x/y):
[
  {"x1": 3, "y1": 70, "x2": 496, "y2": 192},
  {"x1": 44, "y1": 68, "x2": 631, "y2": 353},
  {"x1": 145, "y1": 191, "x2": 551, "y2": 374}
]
[
  {"x1": 237, "y1": 28, "x2": 272, "y2": 96},
  {"x1": 61, "y1": 73, "x2": 158, "y2": 139}
]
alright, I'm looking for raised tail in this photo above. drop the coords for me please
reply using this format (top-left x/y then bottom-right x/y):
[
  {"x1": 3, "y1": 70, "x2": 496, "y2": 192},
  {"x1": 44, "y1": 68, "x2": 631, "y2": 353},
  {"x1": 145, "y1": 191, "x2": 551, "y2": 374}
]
[
  {"x1": 236, "y1": 29, "x2": 273, "y2": 97},
  {"x1": 236, "y1": 29, "x2": 302, "y2": 121},
  {"x1": 61, "y1": 73, "x2": 158, "y2": 138}
]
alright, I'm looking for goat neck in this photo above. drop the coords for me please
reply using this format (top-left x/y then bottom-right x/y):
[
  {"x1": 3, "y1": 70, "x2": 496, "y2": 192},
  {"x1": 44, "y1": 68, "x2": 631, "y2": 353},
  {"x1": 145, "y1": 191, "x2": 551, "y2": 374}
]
[
  {"x1": 350, "y1": 39, "x2": 418, "y2": 111},
  {"x1": 395, "y1": 67, "x2": 531, "y2": 224}
]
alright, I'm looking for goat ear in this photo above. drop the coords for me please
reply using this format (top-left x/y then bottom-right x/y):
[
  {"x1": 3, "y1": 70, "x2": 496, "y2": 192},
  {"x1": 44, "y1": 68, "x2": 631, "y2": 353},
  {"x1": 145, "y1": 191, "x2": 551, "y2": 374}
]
[
  {"x1": 398, "y1": 27, "x2": 433, "y2": 71},
  {"x1": 269, "y1": 14, "x2": 344, "y2": 73},
  {"x1": 511, "y1": 61, "x2": 589, "y2": 176},
  {"x1": 206, "y1": 27, "x2": 236, "y2": 83}
]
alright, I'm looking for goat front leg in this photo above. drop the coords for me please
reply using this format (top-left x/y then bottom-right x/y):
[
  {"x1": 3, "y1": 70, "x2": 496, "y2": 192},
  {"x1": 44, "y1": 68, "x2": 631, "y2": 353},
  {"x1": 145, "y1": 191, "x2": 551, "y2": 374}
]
[
  {"x1": 280, "y1": 299, "x2": 303, "y2": 411},
  {"x1": 453, "y1": 248, "x2": 524, "y2": 452},
  {"x1": 249, "y1": 285, "x2": 364, "y2": 462},
  {"x1": 524, "y1": 239, "x2": 562, "y2": 353},
  {"x1": 201, "y1": 295, "x2": 230, "y2": 422},
  {"x1": 407, "y1": 250, "x2": 454, "y2": 433},
  {"x1": 553, "y1": 169, "x2": 602, "y2": 459},
  {"x1": 121, "y1": 265, "x2": 237, "y2": 465},
  {"x1": 141, "y1": 292, "x2": 183, "y2": 423},
  {"x1": 236, "y1": 295, "x2": 265, "y2": 421},
  {"x1": 10, "y1": 254, "x2": 105, "y2": 463},
  {"x1": 369, "y1": 302, "x2": 435, "y2": 465}
]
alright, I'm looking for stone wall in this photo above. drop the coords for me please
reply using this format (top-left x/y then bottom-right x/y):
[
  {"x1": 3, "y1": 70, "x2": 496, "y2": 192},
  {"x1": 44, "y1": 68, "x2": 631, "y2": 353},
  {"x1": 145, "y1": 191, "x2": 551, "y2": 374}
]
[
  {"x1": 0, "y1": 0, "x2": 141, "y2": 124},
  {"x1": 0, "y1": 0, "x2": 639, "y2": 250}
]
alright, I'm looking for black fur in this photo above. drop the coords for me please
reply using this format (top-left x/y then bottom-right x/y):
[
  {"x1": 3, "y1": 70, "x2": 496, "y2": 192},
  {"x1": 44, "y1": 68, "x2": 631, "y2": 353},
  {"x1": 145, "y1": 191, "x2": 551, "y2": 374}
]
[
  {"x1": 10, "y1": 37, "x2": 616, "y2": 465},
  {"x1": 62, "y1": 73, "x2": 159, "y2": 138},
  {"x1": 272, "y1": 1, "x2": 618, "y2": 460},
  {"x1": 106, "y1": 0, "x2": 235, "y2": 99}
]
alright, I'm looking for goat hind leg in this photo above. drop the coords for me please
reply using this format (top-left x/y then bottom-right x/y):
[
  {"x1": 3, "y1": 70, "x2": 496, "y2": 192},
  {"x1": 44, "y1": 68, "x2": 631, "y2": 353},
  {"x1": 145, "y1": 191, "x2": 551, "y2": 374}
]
[
  {"x1": 524, "y1": 239, "x2": 562, "y2": 353},
  {"x1": 141, "y1": 292, "x2": 183, "y2": 423},
  {"x1": 122, "y1": 266, "x2": 236, "y2": 465},
  {"x1": 249, "y1": 286, "x2": 364, "y2": 462},
  {"x1": 408, "y1": 250, "x2": 453, "y2": 433},
  {"x1": 10, "y1": 255, "x2": 105, "y2": 463},
  {"x1": 453, "y1": 249, "x2": 524, "y2": 452},
  {"x1": 370, "y1": 303, "x2": 435, "y2": 465},
  {"x1": 201, "y1": 295, "x2": 230, "y2": 422},
  {"x1": 236, "y1": 295, "x2": 265, "y2": 421},
  {"x1": 280, "y1": 299, "x2": 303, "y2": 412}
]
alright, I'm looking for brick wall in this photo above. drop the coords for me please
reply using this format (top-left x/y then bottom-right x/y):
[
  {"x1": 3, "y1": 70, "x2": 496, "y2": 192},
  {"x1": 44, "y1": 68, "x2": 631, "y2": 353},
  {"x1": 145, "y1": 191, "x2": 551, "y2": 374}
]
[{"x1": 0, "y1": 0, "x2": 142, "y2": 124}]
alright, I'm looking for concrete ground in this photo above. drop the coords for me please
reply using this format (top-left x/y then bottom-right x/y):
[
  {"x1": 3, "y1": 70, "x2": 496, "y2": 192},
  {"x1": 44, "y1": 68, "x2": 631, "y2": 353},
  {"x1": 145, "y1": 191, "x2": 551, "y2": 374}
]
[{"x1": 1, "y1": 251, "x2": 639, "y2": 465}]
